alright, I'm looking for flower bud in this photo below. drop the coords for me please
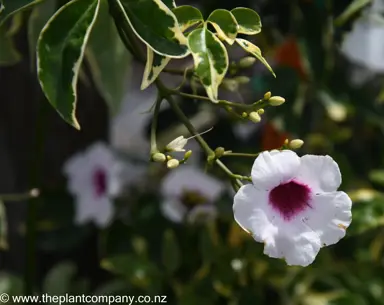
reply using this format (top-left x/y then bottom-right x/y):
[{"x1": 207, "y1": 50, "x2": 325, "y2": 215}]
[
  {"x1": 222, "y1": 79, "x2": 239, "y2": 92},
  {"x1": 238, "y1": 56, "x2": 256, "y2": 68},
  {"x1": 289, "y1": 139, "x2": 304, "y2": 149},
  {"x1": 264, "y1": 91, "x2": 271, "y2": 100},
  {"x1": 257, "y1": 108, "x2": 264, "y2": 115},
  {"x1": 152, "y1": 152, "x2": 166, "y2": 163},
  {"x1": 241, "y1": 112, "x2": 248, "y2": 118},
  {"x1": 249, "y1": 112, "x2": 261, "y2": 123},
  {"x1": 184, "y1": 150, "x2": 192, "y2": 160},
  {"x1": 215, "y1": 147, "x2": 225, "y2": 158},
  {"x1": 167, "y1": 159, "x2": 180, "y2": 169},
  {"x1": 269, "y1": 96, "x2": 285, "y2": 106},
  {"x1": 234, "y1": 76, "x2": 250, "y2": 85},
  {"x1": 166, "y1": 136, "x2": 188, "y2": 152}
]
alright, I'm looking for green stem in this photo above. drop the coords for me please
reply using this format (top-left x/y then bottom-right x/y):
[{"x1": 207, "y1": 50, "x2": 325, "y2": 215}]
[
  {"x1": 223, "y1": 152, "x2": 260, "y2": 158},
  {"x1": 150, "y1": 94, "x2": 163, "y2": 154},
  {"x1": 0, "y1": 189, "x2": 39, "y2": 201}
]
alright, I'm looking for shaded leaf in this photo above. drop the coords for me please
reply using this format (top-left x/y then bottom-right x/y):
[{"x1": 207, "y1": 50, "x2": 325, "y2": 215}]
[
  {"x1": 86, "y1": 0, "x2": 131, "y2": 115},
  {"x1": 335, "y1": 0, "x2": 371, "y2": 26},
  {"x1": 111, "y1": 0, "x2": 188, "y2": 58},
  {"x1": 231, "y1": 7, "x2": 261, "y2": 35},
  {"x1": 236, "y1": 38, "x2": 275, "y2": 77},
  {"x1": 43, "y1": 262, "x2": 77, "y2": 296},
  {"x1": 37, "y1": 0, "x2": 101, "y2": 130},
  {"x1": 0, "y1": 201, "x2": 7, "y2": 250},
  {"x1": 27, "y1": 0, "x2": 57, "y2": 71},
  {"x1": 0, "y1": 273, "x2": 24, "y2": 297},
  {"x1": 0, "y1": 26, "x2": 21, "y2": 66},
  {"x1": 369, "y1": 169, "x2": 384, "y2": 185},
  {"x1": 141, "y1": 47, "x2": 170, "y2": 90},
  {"x1": 188, "y1": 27, "x2": 229, "y2": 102},
  {"x1": 0, "y1": 1, "x2": 4, "y2": 14},
  {"x1": 207, "y1": 9, "x2": 238, "y2": 45},
  {"x1": 172, "y1": 5, "x2": 203, "y2": 32},
  {"x1": 162, "y1": 0, "x2": 175, "y2": 9},
  {"x1": 0, "y1": 0, "x2": 43, "y2": 27},
  {"x1": 162, "y1": 229, "x2": 181, "y2": 274}
]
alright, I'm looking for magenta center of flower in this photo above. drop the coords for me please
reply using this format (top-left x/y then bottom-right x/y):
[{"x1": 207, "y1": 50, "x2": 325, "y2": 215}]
[
  {"x1": 268, "y1": 180, "x2": 311, "y2": 221},
  {"x1": 92, "y1": 168, "x2": 107, "y2": 197}
]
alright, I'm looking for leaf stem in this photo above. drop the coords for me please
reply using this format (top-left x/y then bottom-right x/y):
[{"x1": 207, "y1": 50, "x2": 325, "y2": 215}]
[{"x1": 150, "y1": 94, "x2": 163, "y2": 154}]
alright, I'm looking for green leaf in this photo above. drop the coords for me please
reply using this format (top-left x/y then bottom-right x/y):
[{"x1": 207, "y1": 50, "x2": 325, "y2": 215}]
[
  {"x1": 0, "y1": 0, "x2": 44, "y2": 27},
  {"x1": 161, "y1": 229, "x2": 181, "y2": 274},
  {"x1": 207, "y1": 9, "x2": 238, "y2": 45},
  {"x1": 86, "y1": 0, "x2": 131, "y2": 115},
  {"x1": 335, "y1": 0, "x2": 371, "y2": 26},
  {"x1": 0, "y1": 273, "x2": 24, "y2": 297},
  {"x1": 188, "y1": 28, "x2": 229, "y2": 102},
  {"x1": 141, "y1": 47, "x2": 170, "y2": 90},
  {"x1": 162, "y1": 0, "x2": 175, "y2": 9},
  {"x1": 172, "y1": 5, "x2": 203, "y2": 32},
  {"x1": 110, "y1": 0, "x2": 189, "y2": 58},
  {"x1": 43, "y1": 262, "x2": 77, "y2": 296},
  {"x1": 231, "y1": 7, "x2": 261, "y2": 35},
  {"x1": 235, "y1": 38, "x2": 275, "y2": 77},
  {"x1": 27, "y1": 0, "x2": 57, "y2": 71},
  {"x1": 369, "y1": 169, "x2": 384, "y2": 185},
  {"x1": 0, "y1": 1, "x2": 4, "y2": 14},
  {"x1": 0, "y1": 26, "x2": 21, "y2": 66},
  {"x1": 0, "y1": 201, "x2": 8, "y2": 250},
  {"x1": 37, "y1": 0, "x2": 101, "y2": 130}
]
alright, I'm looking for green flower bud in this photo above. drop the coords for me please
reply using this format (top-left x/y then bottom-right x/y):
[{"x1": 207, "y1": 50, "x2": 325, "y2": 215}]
[
  {"x1": 152, "y1": 152, "x2": 166, "y2": 163},
  {"x1": 234, "y1": 76, "x2": 250, "y2": 85},
  {"x1": 264, "y1": 91, "x2": 271, "y2": 100},
  {"x1": 167, "y1": 159, "x2": 180, "y2": 169},
  {"x1": 269, "y1": 96, "x2": 286, "y2": 106},
  {"x1": 238, "y1": 56, "x2": 256, "y2": 68},
  {"x1": 289, "y1": 139, "x2": 304, "y2": 149},
  {"x1": 241, "y1": 112, "x2": 248, "y2": 118},
  {"x1": 249, "y1": 112, "x2": 261, "y2": 123},
  {"x1": 257, "y1": 108, "x2": 265, "y2": 115},
  {"x1": 184, "y1": 150, "x2": 192, "y2": 160},
  {"x1": 215, "y1": 147, "x2": 225, "y2": 158}
]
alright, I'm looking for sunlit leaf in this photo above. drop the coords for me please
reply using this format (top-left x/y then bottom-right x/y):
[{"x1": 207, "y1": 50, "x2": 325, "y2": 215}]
[
  {"x1": 28, "y1": 0, "x2": 57, "y2": 71},
  {"x1": 207, "y1": 9, "x2": 238, "y2": 45},
  {"x1": 43, "y1": 262, "x2": 77, "y2": 296},
  {"x1": 141, "y1": 47, "x2": 170, "y2": 90},
  {"x1": 161, "y1": 229, "x2": 181, "y2": 274},
  {"x1": 231, "y1": 7, "x2": 261, "y2": 35},
  {"x1": 236, "y1": 38, "x2": 275, "y2": 77},
  {"x1": 86, "y1": 0, "x2": 131, "y2": 115},
  {"x1": 110, "y1": 0, "x2": 189, "y2": 58},
  {"x1": 369, "y1": 169, "x2": 384, "y2": 185},
  {"x1": 0, "y1": 26, "x2": 21, "y2": 66},
  {"x1": 172, "y1": 5, "x2": 203, "y2": 32},
  {"x1": 0, "y1": 0, "x2": 43, "y2": 27},
  {"x1": 335, "y1": 0, "x2": 371, "y2": 26},
  {"x1": 188, "y1": 27, "x2": 229, "y2": 102},
  {"x1": 37, "y1": 0, "x2": 101, "y2": 130}
]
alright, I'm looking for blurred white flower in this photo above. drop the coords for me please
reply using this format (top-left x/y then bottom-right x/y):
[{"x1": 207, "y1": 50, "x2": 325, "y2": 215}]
[
  {"x1": 63, "y1": 142, "x2": 144, "y2": 228},
  {"x1": 161, "y1": 166, "x2": 225, "y2": 224},
  {"x1": 166, "y1": 136, "x2": 188, "y2": 152},
  {"x1": 233, "y1": 150, "x2": 352, "y2": 266}
]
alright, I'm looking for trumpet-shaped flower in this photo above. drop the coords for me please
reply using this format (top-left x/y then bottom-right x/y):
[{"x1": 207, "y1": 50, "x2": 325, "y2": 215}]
[
  {"x1": 161, "y1": 166, "x2": 224, "y2": 224},
  {"x1": 63, "y1": 142, "x2": 143, "y2": 228},
  {"x1": 233, "y1": 150, "x2": 352, "y2": 266}
]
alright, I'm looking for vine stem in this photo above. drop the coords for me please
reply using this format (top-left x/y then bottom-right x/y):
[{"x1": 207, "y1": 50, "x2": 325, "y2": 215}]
[
  {"x1": 150, "y1": 94, "x2": 163, "y2": 154},
  {"x1": 223, "y1": 152, "x2": 260, "y2": 158}
]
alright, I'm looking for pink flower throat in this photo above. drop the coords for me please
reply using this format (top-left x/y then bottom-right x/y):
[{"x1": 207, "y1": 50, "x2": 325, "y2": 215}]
[
  {"x1": 92, "y1": 168, "x2": 107, "y2": 197},
  {"x1": 269, "y1": 180, "x2": 311, "y2": 221}
]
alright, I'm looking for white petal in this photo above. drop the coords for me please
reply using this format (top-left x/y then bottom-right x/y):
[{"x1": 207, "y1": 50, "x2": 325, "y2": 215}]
[
  {"x1": 74, "y1": 194, "x2": 97, "y2": 226},
  {"x1": 161, "y1": 166, "x2": 225, "y2": 202},
  {"x1": 302, "y1": 192, "x2": 352, "y2": 246},
  {"x1": 295, "y1": 155, "x2": 341, "y2": 193},
  {"x1": 233, "y1": 185, "x2": 277, "y2": 242},
  {"x1": 251, "y1": 150, "x2": 301, "y2": 191},
  {"x1": 263, "y1": 223, "x2": 321, "y2": 267},
  {"x1": 187, "y1": 205, "x2": 217, "y2": 224},
  {"x1": 161, "y1": 198, "x2": 187, "y2": 223},
  {"x1": 92, "y1": 196, "x2": 114, "y2": 228}
]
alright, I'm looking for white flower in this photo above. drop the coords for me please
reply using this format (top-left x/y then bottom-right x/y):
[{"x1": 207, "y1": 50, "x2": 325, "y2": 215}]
[
  {"x1": 161, "y1": 166, "x2": 225, "y2": 224},
  {"x1": 233, "y1": 150, "x2": 352, "y2": 266},
  {"x1": 166, "y1": 136, "x2": 188, "y2": 152},
  {"x1": 63, "y1": 142, "x2": 142, "y2": 228}
]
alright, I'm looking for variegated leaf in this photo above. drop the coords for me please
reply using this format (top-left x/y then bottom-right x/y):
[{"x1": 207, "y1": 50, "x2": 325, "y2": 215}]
[
  {"x1": 141, "y1": 47, "x2": 170, "y2": 90},
  {"x1": 231, "y1": 7, "x2": 261, "y2": 35},
  {"x1": 207, "y1": 9, "x2": 238, "y2": 45},
  {"x1": 188, "y1": 28, "x2": 229, "y2": 102},
  {"x1": 236, "y1": 38, "x2": 275, "y2": 77},
  {"x1": 172, "y1": 5, "x2": 203, "y2": 32},
  {"x1": 111, "y1": 0, "x2": 189, "y2": 58}
]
